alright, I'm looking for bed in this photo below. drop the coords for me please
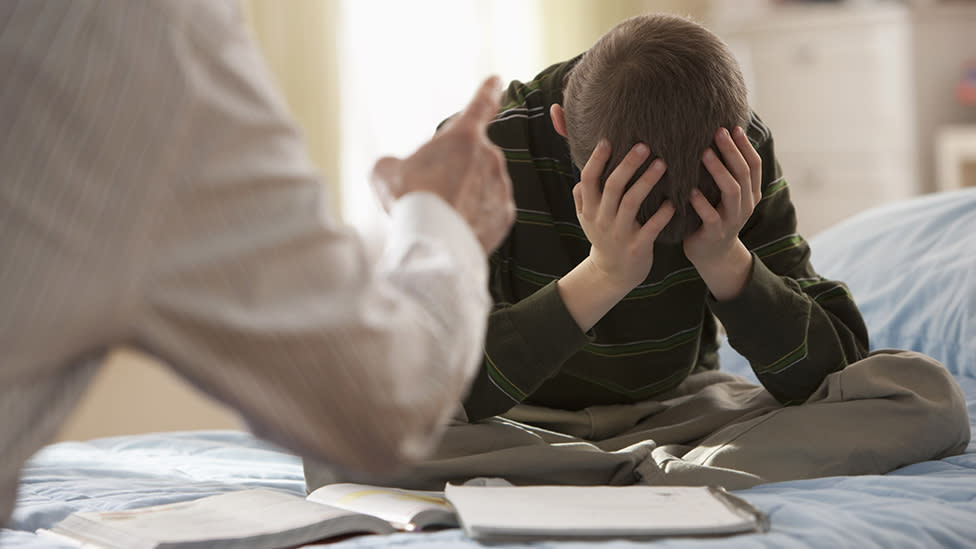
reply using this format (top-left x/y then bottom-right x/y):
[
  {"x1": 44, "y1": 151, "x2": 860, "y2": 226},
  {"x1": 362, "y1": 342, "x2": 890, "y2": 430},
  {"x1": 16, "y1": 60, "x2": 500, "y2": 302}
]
[{"x1": 6, "y1": 187, "x2": 976, "y2": 548}]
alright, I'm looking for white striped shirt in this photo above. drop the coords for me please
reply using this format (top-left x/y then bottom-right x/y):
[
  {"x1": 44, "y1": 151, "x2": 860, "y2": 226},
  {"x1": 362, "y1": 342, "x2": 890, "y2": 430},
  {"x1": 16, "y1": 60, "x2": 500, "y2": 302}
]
[{"x1": 0, "y1": 0, "x2": 489, "y2": 524}]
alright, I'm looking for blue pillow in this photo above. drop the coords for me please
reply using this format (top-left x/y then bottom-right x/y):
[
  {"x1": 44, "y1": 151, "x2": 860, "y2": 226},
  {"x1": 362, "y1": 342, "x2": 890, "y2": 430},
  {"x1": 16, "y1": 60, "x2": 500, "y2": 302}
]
[
  {"x1": 809, "y1": 189, "x2": 976, "y2": 378},
  {"x1": 720, "y1": 188, "x2": 976, "y2": 380}
]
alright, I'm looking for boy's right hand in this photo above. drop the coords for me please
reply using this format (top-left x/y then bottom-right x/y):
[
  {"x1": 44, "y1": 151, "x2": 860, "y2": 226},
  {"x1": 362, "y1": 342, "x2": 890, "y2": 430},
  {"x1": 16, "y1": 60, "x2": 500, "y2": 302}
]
[
  {"x1": 557, "y1": 140, "x2": 675, "y2": 332},
  {"x1": 370, "y1": 76, "x2": 515, "y2": 254},
  {"x1": 573, "y1": 140, "x2": 676, "y2": 293}
]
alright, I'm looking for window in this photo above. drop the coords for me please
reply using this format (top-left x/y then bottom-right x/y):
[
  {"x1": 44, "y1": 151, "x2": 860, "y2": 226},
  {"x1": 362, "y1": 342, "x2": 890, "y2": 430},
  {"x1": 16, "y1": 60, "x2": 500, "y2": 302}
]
[{"x1": 337, "y1": 0, "x2": 544, "y2": 234}]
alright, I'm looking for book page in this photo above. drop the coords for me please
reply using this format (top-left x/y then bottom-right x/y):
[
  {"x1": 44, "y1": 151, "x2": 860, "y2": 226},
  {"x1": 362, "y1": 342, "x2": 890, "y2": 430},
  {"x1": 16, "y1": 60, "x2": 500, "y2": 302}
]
[
  {"x1": 307, "y1": 483, "x2": 457, "y2": 530},
  {"x1": 444, "y1": 484, "x2": 766, "y2": 540},
  {"x1": 48, "y1": 489, "x2": 394, "y2": 548}
]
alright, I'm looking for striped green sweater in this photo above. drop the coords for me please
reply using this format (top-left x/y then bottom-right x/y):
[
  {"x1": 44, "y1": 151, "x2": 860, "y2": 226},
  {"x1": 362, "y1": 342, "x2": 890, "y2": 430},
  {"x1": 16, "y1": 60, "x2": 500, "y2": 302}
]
[{"x1": 461, "y1": 58, "x2": 869, "y2": 422}]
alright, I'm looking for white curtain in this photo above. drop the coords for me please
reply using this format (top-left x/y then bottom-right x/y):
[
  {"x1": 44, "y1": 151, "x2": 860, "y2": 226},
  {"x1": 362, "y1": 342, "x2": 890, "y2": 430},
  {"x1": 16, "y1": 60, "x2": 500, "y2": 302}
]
[
  {"x1": 243, "y1": 0, "x2": 342, "y2": 213},
  {"x1": 335, "y1": 0, "x2": 546, "y2": 232}
]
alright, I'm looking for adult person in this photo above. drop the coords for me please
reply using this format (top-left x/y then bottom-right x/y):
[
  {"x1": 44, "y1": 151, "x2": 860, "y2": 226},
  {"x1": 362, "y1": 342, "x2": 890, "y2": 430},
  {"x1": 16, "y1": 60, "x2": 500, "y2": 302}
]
[{"x1": 0, "y1": 0, "x2": 514, "y2": 525}]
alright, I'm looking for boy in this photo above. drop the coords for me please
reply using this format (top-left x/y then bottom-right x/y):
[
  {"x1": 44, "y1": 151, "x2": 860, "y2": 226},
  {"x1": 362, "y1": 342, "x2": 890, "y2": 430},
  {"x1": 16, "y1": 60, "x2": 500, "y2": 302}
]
[{"x1": 306, "y1": 13, "x2": 968, "y2": 491}]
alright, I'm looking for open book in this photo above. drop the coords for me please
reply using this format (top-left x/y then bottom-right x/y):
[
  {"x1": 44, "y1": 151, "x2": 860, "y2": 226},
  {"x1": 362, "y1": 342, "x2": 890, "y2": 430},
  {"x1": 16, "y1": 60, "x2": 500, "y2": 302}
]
[
  {"x1": 444, "y1": 483, "x2": 769, "y2": 542},
  {"x1": 37, "y1": 483, "x2": 456, "y2": 549}
]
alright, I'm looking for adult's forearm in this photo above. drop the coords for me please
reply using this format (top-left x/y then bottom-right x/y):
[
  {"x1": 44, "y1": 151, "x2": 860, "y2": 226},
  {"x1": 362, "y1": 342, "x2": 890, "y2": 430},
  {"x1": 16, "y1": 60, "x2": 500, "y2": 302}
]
[{"x1": 139, "y1": 193, "x2": 491, "y2": 474}]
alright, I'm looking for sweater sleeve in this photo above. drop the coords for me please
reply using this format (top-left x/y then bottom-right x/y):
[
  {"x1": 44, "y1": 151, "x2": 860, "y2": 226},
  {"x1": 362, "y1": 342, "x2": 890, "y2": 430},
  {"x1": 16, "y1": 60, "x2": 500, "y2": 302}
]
[
  {"x1": 708, "y1": 113, "x2": 869, "y2": 405},
  {"x1": 461, "y1": 268, "x2": 590, "y2": 421}
]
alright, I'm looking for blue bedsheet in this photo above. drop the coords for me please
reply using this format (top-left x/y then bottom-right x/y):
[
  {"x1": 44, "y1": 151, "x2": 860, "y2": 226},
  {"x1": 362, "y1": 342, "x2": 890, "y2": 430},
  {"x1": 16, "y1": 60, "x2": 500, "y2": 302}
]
[
  {"x1": 8, "y1": 188, "x2": 976, "y2": 548},
  {"x1": 7, "y1": 398, "x2": 976, "y2": 549}
]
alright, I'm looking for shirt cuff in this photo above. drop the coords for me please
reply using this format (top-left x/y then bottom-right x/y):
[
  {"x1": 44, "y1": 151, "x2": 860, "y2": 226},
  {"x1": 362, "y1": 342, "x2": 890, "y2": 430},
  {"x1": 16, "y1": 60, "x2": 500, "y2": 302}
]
[
  {"x1": 707, "y1": 253, "x2": 807, "y2": 348},
  {"x1": 389, "y1": 191, "x2": 488, "y2": 290},
  {"x1": 500, "y1": 281, "x2": 590, "y2": 381}
]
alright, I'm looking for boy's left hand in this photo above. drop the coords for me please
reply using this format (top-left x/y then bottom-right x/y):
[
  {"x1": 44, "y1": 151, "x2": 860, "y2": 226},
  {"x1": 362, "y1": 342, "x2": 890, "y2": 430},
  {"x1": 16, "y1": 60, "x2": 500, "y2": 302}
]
[{"x1": 683, "y1": 126, "x2": 762, "y2": 300}]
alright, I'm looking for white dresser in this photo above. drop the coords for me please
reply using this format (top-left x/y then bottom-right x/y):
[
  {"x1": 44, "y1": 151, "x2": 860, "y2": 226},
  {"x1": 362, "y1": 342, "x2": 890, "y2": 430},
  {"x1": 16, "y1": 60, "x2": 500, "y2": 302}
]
[{"x1": 710, "y1": 4, "x2": 919, "y2": 237}]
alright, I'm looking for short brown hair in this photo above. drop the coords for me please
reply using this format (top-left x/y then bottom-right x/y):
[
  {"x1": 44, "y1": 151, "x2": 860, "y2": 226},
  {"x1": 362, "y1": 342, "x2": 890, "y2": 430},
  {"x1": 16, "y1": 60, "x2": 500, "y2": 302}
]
[{"x1": 562, "y1": 13, "x2": 750, "y2": 244}]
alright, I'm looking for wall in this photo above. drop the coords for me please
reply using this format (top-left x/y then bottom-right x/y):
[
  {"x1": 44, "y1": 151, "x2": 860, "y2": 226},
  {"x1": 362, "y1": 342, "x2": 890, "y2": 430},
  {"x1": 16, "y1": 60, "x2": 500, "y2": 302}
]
[
  {"x1": 55, "y1": 350, "x2": 243, "y2": 440},
  {"x1": 242, "y1": 0, "x2": 342, "y2": 211},
  {"x1": 911, "y1": 4, "x2": 976, "y2": 191}
]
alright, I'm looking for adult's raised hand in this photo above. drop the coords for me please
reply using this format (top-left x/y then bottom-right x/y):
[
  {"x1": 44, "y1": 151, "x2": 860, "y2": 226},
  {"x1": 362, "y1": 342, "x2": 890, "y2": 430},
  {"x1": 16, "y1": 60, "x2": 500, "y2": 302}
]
[{"x1": 370, "y1": 76, "x2": 515, "y2": 253}]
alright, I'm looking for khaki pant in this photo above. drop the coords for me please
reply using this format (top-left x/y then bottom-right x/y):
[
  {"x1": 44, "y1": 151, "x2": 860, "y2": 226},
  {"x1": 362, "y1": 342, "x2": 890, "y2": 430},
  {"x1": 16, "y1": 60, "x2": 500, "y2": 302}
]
[{"x1": 305, "y1": 350, "x2": 971, "y2": 492}]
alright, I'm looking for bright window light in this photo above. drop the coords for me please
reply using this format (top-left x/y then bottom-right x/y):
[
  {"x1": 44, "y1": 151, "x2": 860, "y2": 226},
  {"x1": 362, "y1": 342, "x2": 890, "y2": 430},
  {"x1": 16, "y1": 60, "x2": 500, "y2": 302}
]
[{"x1": 337, "y1": 0, "x2": 544, "y2": 235}]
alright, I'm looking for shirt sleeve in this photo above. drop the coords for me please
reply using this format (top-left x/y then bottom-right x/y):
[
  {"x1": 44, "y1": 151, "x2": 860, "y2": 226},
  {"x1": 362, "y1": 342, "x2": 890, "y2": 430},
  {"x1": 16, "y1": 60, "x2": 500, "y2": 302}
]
[
  {"x1": 707, "y1": 113, "x2": 870, "y2": 405},
  {"x1": 461, "y1": 278, "x2": 590, "y2": 422},
  {"x1": 130, "y1": 2, "x2": 490, "y2": 473}
]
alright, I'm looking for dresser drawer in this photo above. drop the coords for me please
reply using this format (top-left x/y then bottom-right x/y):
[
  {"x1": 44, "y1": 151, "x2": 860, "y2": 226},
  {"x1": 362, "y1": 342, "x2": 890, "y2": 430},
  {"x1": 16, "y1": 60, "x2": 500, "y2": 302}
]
[
  {"x1": 777, "y1": 149, "x2": 917, "y2": 236},
  {"x1": 723, "y1": 8, "x2": 914, "y2": 153}
]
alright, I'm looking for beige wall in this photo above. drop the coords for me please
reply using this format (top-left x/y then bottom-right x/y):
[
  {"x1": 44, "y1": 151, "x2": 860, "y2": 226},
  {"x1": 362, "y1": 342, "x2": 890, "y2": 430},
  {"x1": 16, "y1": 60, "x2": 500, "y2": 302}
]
[
  {"x1": 55, "y1": 350, "x2": 243, "y2": 441},
  {"x1": 538, "y1": 0, "x2": 709, "y2": 64}
]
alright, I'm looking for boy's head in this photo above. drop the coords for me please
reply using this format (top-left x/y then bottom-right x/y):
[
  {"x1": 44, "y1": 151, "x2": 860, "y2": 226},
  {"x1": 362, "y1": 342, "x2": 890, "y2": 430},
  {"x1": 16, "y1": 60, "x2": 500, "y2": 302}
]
[{"x1": 558, "y1": 13, "x2": 750, "y2": 244}]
